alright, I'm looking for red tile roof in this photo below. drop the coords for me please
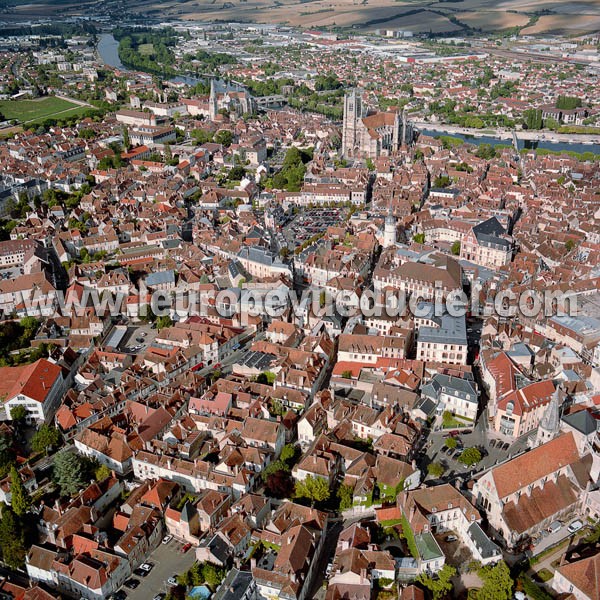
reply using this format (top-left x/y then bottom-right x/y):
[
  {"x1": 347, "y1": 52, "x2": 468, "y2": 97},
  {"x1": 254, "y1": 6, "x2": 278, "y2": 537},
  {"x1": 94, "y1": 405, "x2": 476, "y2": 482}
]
[
  {"x1": 491, "y1": 432, "x2": 580, "y2": 498},
  {"x1": 0, "y1": 359, "x2": 62, "y2": 405}
]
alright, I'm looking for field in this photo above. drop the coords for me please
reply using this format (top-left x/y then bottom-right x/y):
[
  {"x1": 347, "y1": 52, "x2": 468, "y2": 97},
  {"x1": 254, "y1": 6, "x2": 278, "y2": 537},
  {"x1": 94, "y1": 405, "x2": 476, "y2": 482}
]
[
  {"x1": 3, "y1": 0, "x2": 600, "y2": 35},
  {"x1": 138, "y1": 43, "x2": 155, "y2": 56},
  {"x1": 0, "y1": 96, "x2": 90, "y2": 124},
  {"x1": 112, "y1": 0, "x2": 600, "y2": 35}
]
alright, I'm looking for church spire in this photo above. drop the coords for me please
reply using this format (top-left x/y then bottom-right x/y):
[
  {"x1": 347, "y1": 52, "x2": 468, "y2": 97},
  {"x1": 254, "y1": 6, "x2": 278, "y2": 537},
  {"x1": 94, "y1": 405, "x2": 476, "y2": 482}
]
[{"x1": 533, "y1": 387, "x2": 561, "y2": 447}]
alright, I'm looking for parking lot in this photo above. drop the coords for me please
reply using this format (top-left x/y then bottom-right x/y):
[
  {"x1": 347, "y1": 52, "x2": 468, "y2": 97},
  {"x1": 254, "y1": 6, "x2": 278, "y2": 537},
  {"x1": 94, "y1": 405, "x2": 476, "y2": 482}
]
[
  {"x1": 421, "y1": 414, "x2": 531, "y2": 481},
  {"x1": 530, "y1": 520, "x2": 588, "y2": 556},
  {"x1": 282, "y1": 207, "x2": 348, "y2": 249},
  {"x1": 122, "y1": 537, "x2": 197, "y2": 600},
  {"x1": 0, "y1": 266, "x2": 22, "y2": 280},
  {"x1": 118, "y1": 324, "x2": 158, "y2": 354}
]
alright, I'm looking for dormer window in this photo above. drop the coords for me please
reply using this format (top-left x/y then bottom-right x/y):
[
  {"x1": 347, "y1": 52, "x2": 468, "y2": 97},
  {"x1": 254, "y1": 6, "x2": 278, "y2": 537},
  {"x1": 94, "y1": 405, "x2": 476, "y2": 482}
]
[
  {"x1": 448, "y1": 502, "x2": 453, "y2": 509},
  {"x1": 432, "y1": 506, "x2": 437, "y2": 513}
]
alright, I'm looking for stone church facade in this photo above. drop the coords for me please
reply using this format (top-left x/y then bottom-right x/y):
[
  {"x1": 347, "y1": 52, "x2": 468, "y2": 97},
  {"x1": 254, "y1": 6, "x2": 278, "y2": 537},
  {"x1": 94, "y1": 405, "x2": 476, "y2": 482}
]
[{"x1": 341, "y1": 89, "x2": 411, "y2": 159}]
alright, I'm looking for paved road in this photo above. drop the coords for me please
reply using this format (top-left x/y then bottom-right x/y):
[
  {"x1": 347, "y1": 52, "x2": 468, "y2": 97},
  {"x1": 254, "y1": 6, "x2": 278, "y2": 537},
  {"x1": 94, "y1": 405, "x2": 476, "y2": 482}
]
[
  {"x1": 124, "y1": 538, "x2": 197, "y2": 600},
  {"x1": 310, "y1": 521, "x2": 342, "y2": 600},
  {"x1": 531, "y1": 523, "x2": 588, "y2": 558}
]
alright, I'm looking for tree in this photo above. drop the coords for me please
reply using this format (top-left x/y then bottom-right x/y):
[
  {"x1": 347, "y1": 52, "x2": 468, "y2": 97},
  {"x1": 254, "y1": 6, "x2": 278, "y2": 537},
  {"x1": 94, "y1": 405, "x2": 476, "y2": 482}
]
[
  {"x1": 52, "y1": 451, "x2": 91, "y2": 496},
  {"x1": 417, "y1": 564, "x2": 456, "y2": 600},
  {"x1": 31, "y1": 425, "x2": 61, "y2": 454},
  {"x1": 0, "y1": 506, "x2": 26, "y2": 569},
  {"x1": 0, "y1": 434, "x2": 14, "y2": 478},
  {"x1": 459, "y1": 447, "x2": 482, "y2": 466},
  {"x1": 10, "y1": 405, "x2": 27, "y2": 422},
  {"x1": 477, "y1": 561, "x2": 513, "y2": 600},
  {"x1": 95, "y1": 464, "x2": 112, "y2": 481},
  {"x1": 201, "y1": 562, "x2": 226, "y2": 587},
  {"x1": 433, "y1": 175, "x2": 451, "y2": 188},
  {"x1": 122, "y1": 126, "x2": 130, "y2": 150},
  {"x1": 280, "y1": 444, "x2": 299, "y2": 466},
  {"x1": 264, "y1": 469, "x2": 294, "y2": 499},
  {"x1": 445, "y1": 437, "x2": 457, "y2": 450},
  {"x1": 156, "y1": 315, "x2": 173, "y2": 331},
  {"x1": 523, "y1": 108, "x2": 542, "y2": 130},
  {"x1": 294, "y1": 475, "x2": 330, "y2": 506},
  {"x1": 214, "y1": 130, "x2": 233, "y2": 147},
  {"x1": 565, "y1": 239, "x2": 575, "y2": 252},
  {"x1": 337, "y1": 484, "x2": 354, "y2": 510},
  {"x1": 9, "y1": 466, "x2": 30, "y2": 516},
  {"x1": 413, "y1": 233, "x2": 425, "y2": 244},
  {"x1": 451, "y1": 241, "x2": 461, "y2": 256},
  {"x1": 555, "y1": 95, "x2": 581, "y2": 110},
  {"x1": 427, "y1": 462, "x2": 445, "y2": 478},
  {"x1": 475, "y1": 144, "x2": 497, "y2": 160}
]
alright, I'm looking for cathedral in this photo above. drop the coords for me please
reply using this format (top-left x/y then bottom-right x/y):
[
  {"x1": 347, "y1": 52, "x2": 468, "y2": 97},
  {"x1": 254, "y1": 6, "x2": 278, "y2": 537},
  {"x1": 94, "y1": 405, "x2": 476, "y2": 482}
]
[{"x1": 341, "y1": 89, "x2": 412, "y2": 159}]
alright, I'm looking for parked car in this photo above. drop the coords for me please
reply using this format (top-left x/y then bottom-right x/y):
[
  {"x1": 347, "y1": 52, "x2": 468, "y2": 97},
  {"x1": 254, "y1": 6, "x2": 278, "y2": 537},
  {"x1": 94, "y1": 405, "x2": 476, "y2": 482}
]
[
  {"x1": 567, "y1": 520, "x2": 583, "y2": 534},
  {"x1": 167, "y1": 576, "x2": 179, "y2": 586},
  {"x1": 153, "y1": 595, "x2": 165, "y2": 600},
  {"x1": 113, "y1": 592, "x2": 127, "y2": 600},
  {"x1": 445, "y1": 535, "x2": 458, "y2": 542},
  {"x1": 162, "y1": 535, "x2": 173, "y2": 544},
  {"x1": 181, "y1": 542, "x2": 192, "y2": 553},
  {"x1": 134, "y1": 568, "x2": 148, "y2": 578},
  {"x1": 124, "y1": 579, "x2": 140, "y2": 590},
  {"x1": 140, "y1": 562, "x2": 154, "y2": 572}
]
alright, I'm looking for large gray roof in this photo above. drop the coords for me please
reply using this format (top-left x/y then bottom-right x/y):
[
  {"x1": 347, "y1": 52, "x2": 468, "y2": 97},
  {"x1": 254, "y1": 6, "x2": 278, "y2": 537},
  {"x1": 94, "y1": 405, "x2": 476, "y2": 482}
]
[{"x1": 467, "y1": 521, "x2": 501, "y2": 559}]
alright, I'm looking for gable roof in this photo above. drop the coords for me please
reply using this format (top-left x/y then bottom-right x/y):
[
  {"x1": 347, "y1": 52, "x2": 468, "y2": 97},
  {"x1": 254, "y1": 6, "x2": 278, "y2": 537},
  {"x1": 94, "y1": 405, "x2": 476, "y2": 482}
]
[
  {"x1": 0, "y1": 359, "x2": 62, "y2": 405},
  {"x1": 491, "y1": 432, "x2": 580, "y2": 498},
  {"x1": 556, "y1": 553, "x2": 600, "y2": 599}
]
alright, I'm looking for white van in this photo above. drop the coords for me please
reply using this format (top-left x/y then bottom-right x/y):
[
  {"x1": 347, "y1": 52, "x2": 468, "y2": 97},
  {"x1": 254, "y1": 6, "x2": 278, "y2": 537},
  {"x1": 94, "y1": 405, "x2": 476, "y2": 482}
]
[{"x1": 567, "y1": 520, "x2": 583, "y2": 534}]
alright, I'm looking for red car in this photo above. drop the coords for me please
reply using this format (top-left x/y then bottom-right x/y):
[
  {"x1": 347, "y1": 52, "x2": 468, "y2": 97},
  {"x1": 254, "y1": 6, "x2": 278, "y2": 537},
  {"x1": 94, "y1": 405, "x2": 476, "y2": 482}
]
[
  {"x1": 213, "y1": 363, "x2": 221, "y2": 370},
  {"x1": 181, "y1": 543, "x2": 192, "y2": 553}
]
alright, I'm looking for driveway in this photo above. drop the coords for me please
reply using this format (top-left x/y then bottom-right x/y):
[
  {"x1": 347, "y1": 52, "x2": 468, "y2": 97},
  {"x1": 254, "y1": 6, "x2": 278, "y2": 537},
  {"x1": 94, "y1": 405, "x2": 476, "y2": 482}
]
[{"x1": 123, "y1": 539, "x2": 197, "y2": 600}]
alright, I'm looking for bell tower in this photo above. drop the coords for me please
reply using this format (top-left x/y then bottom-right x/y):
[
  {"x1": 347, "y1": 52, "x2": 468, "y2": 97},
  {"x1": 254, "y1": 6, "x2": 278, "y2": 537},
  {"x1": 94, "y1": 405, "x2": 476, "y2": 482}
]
[{"x1": 342, "y1": 89, "x2": 362, "y2": 158}]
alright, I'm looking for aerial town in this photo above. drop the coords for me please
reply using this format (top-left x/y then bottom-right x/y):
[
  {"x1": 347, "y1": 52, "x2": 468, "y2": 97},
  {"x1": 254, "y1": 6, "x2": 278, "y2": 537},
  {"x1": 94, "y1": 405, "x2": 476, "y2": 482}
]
[{"x1": 0, "y1": 15, "x2": 598, "y2": 600}]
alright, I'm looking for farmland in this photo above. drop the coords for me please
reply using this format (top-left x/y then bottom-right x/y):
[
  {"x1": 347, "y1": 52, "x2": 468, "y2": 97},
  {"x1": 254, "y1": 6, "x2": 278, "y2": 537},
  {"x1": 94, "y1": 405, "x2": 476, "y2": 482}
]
[{"x1": 112, "y1": 0, "x2": 600, "y2": 35}]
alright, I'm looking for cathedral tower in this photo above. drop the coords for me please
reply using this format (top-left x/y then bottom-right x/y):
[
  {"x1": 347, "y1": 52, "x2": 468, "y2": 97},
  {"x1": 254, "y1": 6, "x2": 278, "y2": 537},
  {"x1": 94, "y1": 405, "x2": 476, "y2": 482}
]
[
  {"x1": 342, "y1": 89, "x2": 363, "y2": 158},
  {"x1": 209, "y1": 79, "x2": 218, "y2": 121}
]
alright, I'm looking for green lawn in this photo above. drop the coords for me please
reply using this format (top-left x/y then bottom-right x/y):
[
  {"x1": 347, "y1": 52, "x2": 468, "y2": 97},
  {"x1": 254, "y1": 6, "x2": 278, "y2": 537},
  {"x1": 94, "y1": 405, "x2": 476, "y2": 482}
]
[
  {"x1": 138, "y1": 43, "x2": 155, "y2": 56},
  {"x1": 0, "y1": 96, "x2": 82, "y2": 123}
]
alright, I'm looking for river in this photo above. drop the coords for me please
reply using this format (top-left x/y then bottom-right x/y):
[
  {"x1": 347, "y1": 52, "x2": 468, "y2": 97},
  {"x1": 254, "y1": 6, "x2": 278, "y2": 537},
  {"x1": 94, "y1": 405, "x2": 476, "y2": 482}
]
[
  {"x1": 419, "y1": 128, "x2": 600, "y2": 155},
  {"x1": 97, "y1": 33, "x2": 600, "y2": 155},
  {"x1": 96, "y1": 33, "x2": 242, "y2": 90},
  {"x1": 97, "y1": 33, "x2": 125, "y2": 71}
]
